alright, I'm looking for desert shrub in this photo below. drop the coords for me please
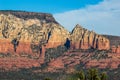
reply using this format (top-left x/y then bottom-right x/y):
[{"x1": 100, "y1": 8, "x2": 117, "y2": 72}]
[
  {"x1": 0, "y1": 52, "x2": 12, "y2": 58},
  {"x1": 45, "y1": 45, "x2": 67, "y2": 62}
]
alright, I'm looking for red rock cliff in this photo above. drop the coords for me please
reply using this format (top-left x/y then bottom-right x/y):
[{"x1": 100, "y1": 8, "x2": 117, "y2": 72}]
[
  {"x1": 0, "y1": 11, "x2": 69, "y2": 55},
  {"x1": 70, "y1": 24, "x2": 110, "y2": 50},
  {"x1": 111, "y1": 45, "x2": 120, "y2": 53},
  {"x1": 0, "y1": 11, "x2": 110, "y2": 56}
]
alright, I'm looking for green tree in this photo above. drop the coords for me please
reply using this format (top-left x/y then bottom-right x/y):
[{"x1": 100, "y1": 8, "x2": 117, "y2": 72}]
[
  {"x1": 95, "y1": 75, "x2": 101, "y2": 80},
  {"x1": 100, "y1": 72, "x2": 107, "y2": 80},
  {"x1": 44, "y1": 78, "x2": 52, "y2": 80},
  {"x1": 87, "y1": 68, "x2": 99, "y2": 80},
  {"x1": 68, "y1": 68, "x2": 108, "y2": 80},
  {"x1": 76, "y1": 70, "x2": 85, "y2": 80}
]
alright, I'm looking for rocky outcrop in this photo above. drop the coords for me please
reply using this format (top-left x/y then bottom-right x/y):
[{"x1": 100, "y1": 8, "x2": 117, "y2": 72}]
[
  {"x1": 0, "y1": 11, "x2": 112, "y2": 65},
  {"x1": 0, "y1": 11, "x2": 111, "y2": 56},
  {"x1": 111, "y1": 45, "x2": 120, "y2": 53},
  {"x1": 70, "y1": 24, "x2": 110, "y2": 50},
  {"x1": 103, "y1": 35, "x2": 120, "y2": 53},
  {"x1": 0, "y1": 11, "x2": 69, "y2": 55},
  {"x1": 0, "y1": 10, "x2": 57, "y2": 23},
  {"x1": 0, "y1": 11, "x2": 120, "y2": 72},
  {"x1": 103, "y1": 35, "x2": 120, "y2": 46}
]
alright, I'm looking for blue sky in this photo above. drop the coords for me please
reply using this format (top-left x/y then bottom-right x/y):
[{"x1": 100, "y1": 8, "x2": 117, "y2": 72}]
[
  {"x1": 0, "y1": 0, "x2": 102, "y2": 13},
  {"x1": 0, "y1": 0, "x2": 120, "y2": 36}
]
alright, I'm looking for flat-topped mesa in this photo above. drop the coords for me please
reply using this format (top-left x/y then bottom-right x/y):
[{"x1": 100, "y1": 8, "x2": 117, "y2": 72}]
[
  {"x1": 0, "y1": 10, "x2": 70, "y2": 55},
  {"x1": 0, "y1": 10, "x2": 57, "y2": 23},
  {"x1": 70, "y1": 24, "x2": 110, "y2": 50}
]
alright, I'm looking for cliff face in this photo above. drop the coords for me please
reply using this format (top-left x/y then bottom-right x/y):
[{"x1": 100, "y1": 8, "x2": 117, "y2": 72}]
[
  {"x1": 70, "y1": 24, "x2": 110, "y2": 50},
  {"x1": 103, "y1": 35, "x2": 120, "y2": 46},
  {"x1": 0, "y1": 11, "x2": 110, "y2": 55},
  {"x1": 0, "y1": 10, "x2": 57, "y2": 23},
  {"x1": 0, "y1": 11, "x2": 70, "y2": 55},
  {"x1": 103, "y1": 35, "x2": 120, "y2": 53},
  {"x1": 0, "y1": 11, "x2": 119, "y2": 72},
  {"x1": 111, "y1": 45, "x2": 120, "y2": 53}
]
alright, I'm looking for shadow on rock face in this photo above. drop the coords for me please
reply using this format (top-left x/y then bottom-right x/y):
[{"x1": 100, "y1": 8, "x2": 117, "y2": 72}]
[
  {"x1": 64, "y1": 38, "x2": 70, "y2": 49},
  {"x1": 11, "y1": 38, "x2": 19, "y2": 52}
]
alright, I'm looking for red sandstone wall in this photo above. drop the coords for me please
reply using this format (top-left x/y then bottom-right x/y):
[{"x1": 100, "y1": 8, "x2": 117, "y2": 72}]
[
  {"x1": 0, "y1": 39, "x2": 64, "y2": 56},
  {"x1": 112, "y1": 45, "x2": 120, "y2": 53},
  {"x1": 0, "y1": 39, "x2": 14, "y2": 54},
  {"x1": 16, "y1": 42, "x2": 33, "y2": 54}
]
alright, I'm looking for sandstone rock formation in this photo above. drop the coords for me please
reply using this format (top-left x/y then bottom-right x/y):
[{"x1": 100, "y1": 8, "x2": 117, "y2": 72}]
[
  {"x1": 0, "y1": 10, "x2": 112, "y2": 66},
  {"x1": 70, "y1": 24, "x2": 110, "y2": 50},
  {"x1": 0, "y1": 11, "x2": 120, "y2": 72},
  {"x1": 0, "y1": 11, "x2": 69, "y2": 55},
  {"x1": 103, "y1": 35, "x2": 120, "y2": 53},
  {"x1": 103, "y1": 35, "x2": 120, "y2": 46},
  {"x1": 111, "y1": 45, "x2": 120, "y2": 53}
]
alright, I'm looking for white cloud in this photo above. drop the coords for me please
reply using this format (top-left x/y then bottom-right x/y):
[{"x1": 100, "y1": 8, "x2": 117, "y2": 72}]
[{"x1": 54, "y1": 0, "x2": 120, "y2": 36}]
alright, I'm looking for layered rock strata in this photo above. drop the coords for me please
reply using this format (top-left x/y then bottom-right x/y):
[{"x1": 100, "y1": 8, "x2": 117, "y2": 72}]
[
  {"x1": 70, "y1": 24, "x2": 110, "y2": 50},
  {"x1": 0, "y1": 11, "x2": 111, "y2": 63},
  {"x1": 0, "y1": 11, "x2": 69, "y2": 55}
]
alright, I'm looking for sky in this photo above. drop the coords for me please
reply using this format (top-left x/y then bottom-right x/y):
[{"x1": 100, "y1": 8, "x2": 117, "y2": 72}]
[{"x1": 0, "y1": 0, "x2": 120, "y2": 36}]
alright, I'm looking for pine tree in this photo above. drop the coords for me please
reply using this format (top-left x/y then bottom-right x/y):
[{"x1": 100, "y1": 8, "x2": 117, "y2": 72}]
[
  {"x1": 101, "y1": 72, "x2": 107, "y2": 80},
  {"x1": 44, "y1": 78, "x2": 51, "y2": 80},
  {"x1": 95, "y1": 75, "x2": 101, "y2": 80},
  {"x1": 87, "y1": 68, "x2": 99, "y2": 80},
  {"x1": 76, "y1": 70, "x2": 85, "y2": 80}
]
